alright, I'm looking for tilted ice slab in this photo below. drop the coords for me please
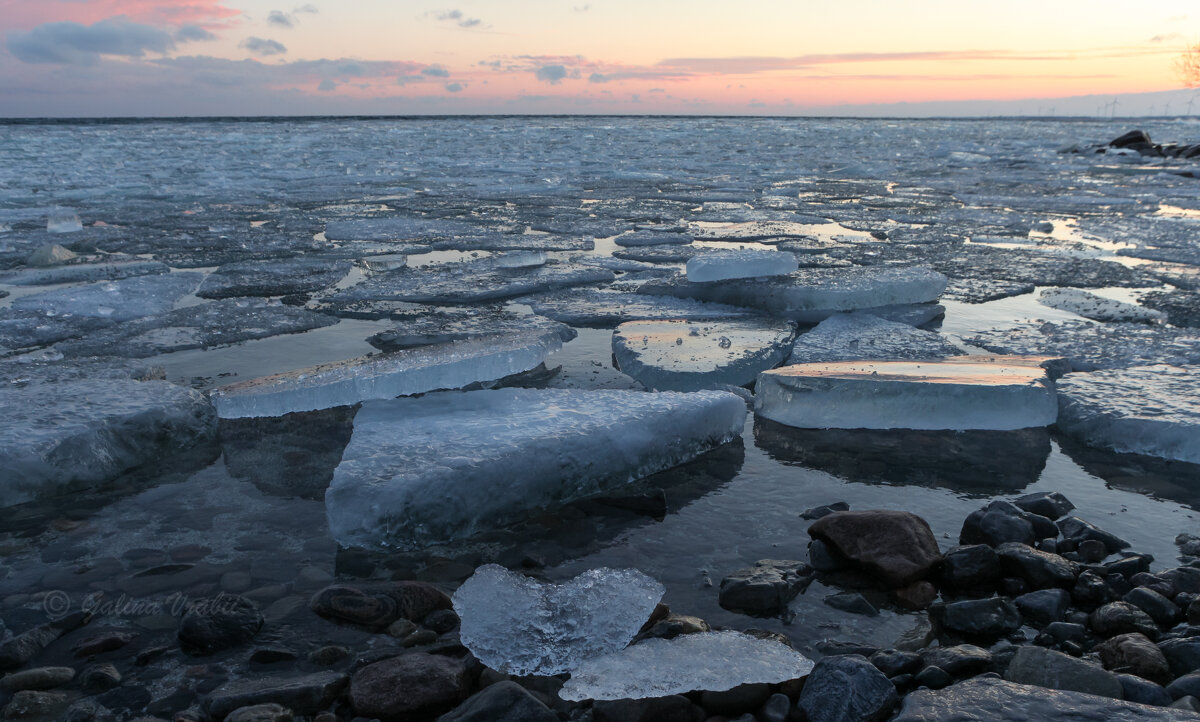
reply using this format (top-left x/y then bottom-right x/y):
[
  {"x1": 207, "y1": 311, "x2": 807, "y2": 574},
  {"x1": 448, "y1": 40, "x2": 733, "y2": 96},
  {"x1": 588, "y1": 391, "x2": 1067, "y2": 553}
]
[
  {"x1": 366, "y1": 305, "x2": 574, "y2": 351},
  {"x1": 691, "y1": 220, "x2": 824, "y2": 241},
  {"x1": 0, "y1": 310, "x2": 114, "y2": 351},
  {"x1": 967, "y1": 320, "x2": 1200, "y2": 371},
  {"x1": 427, "y1": 234, "x2": 594, "y2": 253},
  {"x1": 686, "y1": 249, "x2": 798, "y2": 282},
  {"x1": 788, "y1": 313, "x2": 961, "y2": 364},
  {"x1": 526, "y1": 289, "x2": 755, "y2": 327},
  {"x1": 453, "y1": 564, "x2": 665, "y2": 676},
  {"x1": 324, "y1": 217, "x2": 481, "y2": 241},
  {"x1": 1056, "y1": 366, "x2": 1199, "y2": 463},
  {"x1": 196, "y1": 257, "x2": 351, "y2": 299},
  {"x1": 755, "y1": 356, "x2": 1059, "y2": 431},
  {"x1": 325, "y1": 388, "x2": 747, "y2": 548},
  {"x1": 943, "y1": 278, "x2": 1035, "y2": 304},
  {"x1": 1037, "y1": 288, "x2": 1165, "y2": 324},
  {"x1": 0, "y1": 376, "x2": 216, "y2": 507},
  {"x1": 560, "y1": 631, "x2": 815, "y2": 701},
  {"x1": 613, "y1": 318, "x2": 795, "y2": 391},
  {"x1": 639, "y1": 266, "x2": 947, "y2": 322},
  {"x1": 614, "y1": 230, "x2": 694, "y2": 247},
  {"x1": 210, "y1": 330, "x2": 562, "y2": 419},
  {"x1": 10, "y1": 273, "x2": 204, "y2": 322},
  {"x1": 0, "y1": 260, "x2": 169, "y2": 286}
]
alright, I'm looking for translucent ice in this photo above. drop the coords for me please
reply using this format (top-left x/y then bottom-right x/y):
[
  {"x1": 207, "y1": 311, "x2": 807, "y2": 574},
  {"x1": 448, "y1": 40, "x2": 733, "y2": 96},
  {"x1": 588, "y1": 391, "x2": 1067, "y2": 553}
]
[
  {"x1": 366, "y1": 305, "x2": 574, "y2": 351},
  {"x1": 46, "y1": 212, "x2": 82, "y2": 233},
  {"x1": 1037, "y1": 288, "x2": 1165, "y2": 324},
  {"x1": 196, "y1": 257, "x2": 351, "y2": 299},
  {"x1": 527, "y1": 289, "x2": 755, "y2": 327},
  {"x1": 639, "y1": 266, "x2": 947, "y2": 322},
  {"x1": 788, "y1": 313, "x2": 960, "y2": 364},
  {"x1": 492, "y1": 251, "x2": 547, "y2": 268},
  {"x1": 428, "y1": 234, "x2": 594, "y2": 253},
  {"x1": 692, "y1": 220, "x2": 823, "y2": 241},
  {"x1": 686, "y1": 249, "x2": 799, "y2": 282},
  {"x1": 0, "y1": 260, "x2": 169, "y2": 286},
  {"x1": 10, "y1": 273, "x2": 204, "y2": 322},
  {"x1": 211, "y1": 330, "x2": 563, "y2": 419},
  {"x1": 755, "y1": 357, "x2": 1059, "y2": 431},
  {"x1": 453, "y1": 564, "x2": 665, "y2": 676},
  {"x1": 613, "y1": 318, "x2": 795, "y2": 391},
  {"x1": 560, "y1": 631, "x2": 815, "y2": 701},
  {"x1": 1057, "y1": 365, "x2": 1199, "y2": 463},
  {"x1": 614, "y1": 230, "x2": 693, "y2": 247},
  {"x1": 324, "y1": 388, "x2": 747, "y2": 548},
  {"x1": 967, "y1": 321, "x2": 1200, "y2": 371},
  {"x1": 324, "y1": 217, "x2": 480, "y2": 241}
]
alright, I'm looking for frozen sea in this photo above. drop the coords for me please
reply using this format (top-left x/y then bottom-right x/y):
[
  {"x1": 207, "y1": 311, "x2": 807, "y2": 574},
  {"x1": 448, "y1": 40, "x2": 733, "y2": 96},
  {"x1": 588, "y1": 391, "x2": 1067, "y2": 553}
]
[{"x1": 1, "y1": 116, "x2": 1199, "y2": 695}]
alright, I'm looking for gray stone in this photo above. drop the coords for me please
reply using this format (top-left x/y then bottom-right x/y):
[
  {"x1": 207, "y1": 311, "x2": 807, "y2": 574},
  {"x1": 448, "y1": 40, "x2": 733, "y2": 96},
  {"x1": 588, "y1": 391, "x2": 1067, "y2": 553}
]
[
  {"x1": 1160, "y1": 638, "x2": 1200, "y2": 679},
  {"x1": 350, "y1": 653, "x2": 470, "y2": 721},
  {"x1": 0, "y1": 666, "x2": 76, "y2": 692},
  {"x1": 1015, "y1": 588, "x2": 1071, "y2": 625},
  {"x1": 178, "y1": 594, "x2": 263, "y2": 655},
  {"x1": 1012, "y1": 492, "x2": 1075, "y2": 520},
  {"x1": 204, "y1": 671, "x2": 348, "y2": 720},
  {"x1": 1, "y1": 691, "x2": 72, "y2": 721},
  {"x1": 758, "y1": 692, "x2": 792, "y2": 722},
  {"x1": 797, "y1": 654, "x2": 898, "y2": 722},
  {"x1": 870, "y1": 650, "x2": 923, "y2": 677},
  {"x1": 590, "y1": 695, "x2": 705, "y2": 722},
  {"x1": 437, "y1": 681, "x2": 557, "y2": 722},
  {"x1": 920, "y1": 645, "x2": 992, "y2": 676},
  {"x1": 808, "y1": 510, "x2": 942, "y2": 587},
  {"x1": 997, "y1": 542, "x2": 1080, "y2": 589},
  {"x1": 79, "y1": 663, "x2": 122, "y2": 693},
  {"x1": 824, "y1": 592, "x2": 879, "y2": 617},
  {"x1": 1005, "y1": 645, "x2": 1123, "y2": 698},
  {"x1": 1092, "y1": 602, "x2": 1160, "y2": 639},
  {"x1": 1168, "y1": 672, "x2": 1200, "y2": 701},
  {"x1": 1099, "y1": 634, "x2": 1173, "y2": 685},
  {"x1": 940, "y1": 544, "x2": 1000, "y2": 589},
  {"x1": 801, "y1": 502, "x2": 849, "y2": 520},
  {"x1": 224, "y1": 704, "x2": 295, "y2": 722},
  {"x1": 1118, "y1": 673, "x2": 1175, "y2": 706},
  {"x1": 933, "y1": 597, "x2": 1022, "y2": 638},
  {"x1": 0, "y1": 612, "x2": 90, "y2": 671},
  {"x1": 718, "y1": 560, "x2": 812, "y2": 614},
  {"x1": 1126, "y1": 587, "x2": 1181, "y2": 628},
  {"x1": 1059, "y1": 516, "x2": 1131, "y2": 553}
]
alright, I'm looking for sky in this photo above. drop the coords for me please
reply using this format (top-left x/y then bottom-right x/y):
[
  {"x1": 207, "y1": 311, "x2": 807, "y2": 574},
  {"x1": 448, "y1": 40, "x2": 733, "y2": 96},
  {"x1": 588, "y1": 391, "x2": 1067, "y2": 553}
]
[{"x1": 0, "y1": 0, "x2": 1198, "y2": 117}]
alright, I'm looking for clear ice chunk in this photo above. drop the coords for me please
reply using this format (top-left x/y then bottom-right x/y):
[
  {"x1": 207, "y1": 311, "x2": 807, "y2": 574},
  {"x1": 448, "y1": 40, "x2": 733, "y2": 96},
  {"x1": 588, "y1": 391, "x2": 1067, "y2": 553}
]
[
  {"x1": 10, "y1": 273, "x2": 204, "y2": 322},
  {"x1": 527, "y1": 289, "x2": 755, "y2": 327},
  {"x1": 210, "y1": 330, "x2": 563, "y2": 419},
  {"x1": 614, "y1": 230, "x2": 694, "y2": 247},
  {"x1": 613, "y1": 318, "x2": 795, "y2": 391},
  {"x1": 755, "y1": 356, "x2": 1059, "y2": 431},
  {"x1": 46, "y1": 212, "x2": 82, "y2": 233},
  {"x1": 196, "y1": 257, "x2": 351, "y2": 299},
  {"x1": 324, "y1": 217, "x2": 481, "y2": 241},
  {"x1": 492, "y1": 251, "x2": 547, "y2": 268},
  {"x1": 1056, "y1": 365, "x2": 1199, "y2": 463},
  {"x1": 453, "y1": 564, "x2": 665, "y2": 676},
  {"x1": 1037, "y1": 288, "x2": 1165, "y2": 324},
  {"x1": 428, "y1": 234, "x2": 594, "y2": 252},
  {"x1": 324, "y1": 388, "x2": 747, "y2": 548},
  {"x1": 691, "y1": 220, "x2": 824, "y2": 241},
  {"x1": 560, "y1": 631, "x2": 815, "y2": 701},
  {"x1": 0, "y1": 260, "x2": 170, "y2": 286},
  {"x1": 686, "y1": 249, "x2": 798, "y2": 282},
  {"x1": 366, "y1": 306, "x2": 575, "y2": 351},
  {"x1": 967, "y1": 321, "x2": 1200, "y2": 371},
  {"x1": 788, "y1": 313, "x2": 961, "y2": 364}
]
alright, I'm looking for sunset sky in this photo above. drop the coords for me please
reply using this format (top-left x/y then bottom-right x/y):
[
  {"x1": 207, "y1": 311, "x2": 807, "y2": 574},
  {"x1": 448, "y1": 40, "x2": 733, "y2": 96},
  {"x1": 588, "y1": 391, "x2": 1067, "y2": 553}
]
[{"x1": 1, "y1": 0, "x2": 1197, "y2": 116}]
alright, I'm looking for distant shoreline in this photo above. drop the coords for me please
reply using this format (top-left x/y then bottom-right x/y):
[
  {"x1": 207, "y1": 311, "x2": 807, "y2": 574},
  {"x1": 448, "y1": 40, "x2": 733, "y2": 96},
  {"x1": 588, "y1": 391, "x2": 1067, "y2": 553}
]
[{"x1": 0, "y1": 114, "x2": 1192, "y2": 125}]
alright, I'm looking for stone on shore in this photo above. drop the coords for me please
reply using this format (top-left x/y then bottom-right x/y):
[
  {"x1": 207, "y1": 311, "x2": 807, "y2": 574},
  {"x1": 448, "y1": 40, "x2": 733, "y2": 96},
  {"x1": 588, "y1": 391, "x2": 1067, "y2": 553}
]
[
  {"x1": 807, "y1": 510, "x2": 941, "y2": 587},
  {"x1": 1004, "y1": 645, "x2": 1123, "y2": 698},
  {"x1": 797, "y1": 654, "x2": 898, "y2": 722}
]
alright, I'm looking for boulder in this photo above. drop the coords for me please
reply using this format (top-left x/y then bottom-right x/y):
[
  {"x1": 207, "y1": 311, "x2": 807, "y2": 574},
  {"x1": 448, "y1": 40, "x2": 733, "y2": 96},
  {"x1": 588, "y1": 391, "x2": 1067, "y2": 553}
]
[
  {"x1": 350, "y1": 653, "x2": 470, "y2": 721},
  {"x1": 797, "y1": 655, "x2": 898, "y2": 722},
  {"x1": 933, "y1": 597, "x2": 1022, "y2": 638},
  {"x1": 1159, "y1": 638, "x2": 1200, "y2": 679},
  {"x1": 437, "y1": 681, "x2": 557, "y2": 722},
  {"x1": 1058, "y1": 516, "x2": 1130, "y2": 553},
  {"x1": 178, "y1": 594, "x2": 264, "y2": 655},
  {"x1": 1091, "y1": 602, "x2": 1160, "y2": 639},
  {"x1": 920, "y1": 645, "x2": 992, "y2": 676},
  {"x1": 1124, "y1": 587, "x2": 1180, "y2": 628},
  {"x1": 1005, "y1": 645, "x2": 1123, "y2": 698},
  {"x1": 310, "y1": 582, "x2": 452, "y2": 630},
  {"x1": 1015, "y1": 588, "x2": 1071, "y2": 625},
  {"x1": 719, "y1": 560, "x2": 813, "y2": 615},
  {"x1": 893, "y1": 677, "x2": 1192, "y2": 721},
  {"x1": 1012, "y1": 492, "x2": 1075, "y2": 520},
  {"x1": 808, "y1": 510, "x2": 941, "y2": 587},
  {"x1": 204, "y1": 672, "x2": 348, "y2": 720},
  {"x1": 997, "y1": 543, "x2": 1079, "y2": 589},
  {"x1": 940, "y1": 544, "x2": 1000, "y2": 589},
  {"x1": 1098, "y1": 633, "x2": 1172, "y2": 685}
]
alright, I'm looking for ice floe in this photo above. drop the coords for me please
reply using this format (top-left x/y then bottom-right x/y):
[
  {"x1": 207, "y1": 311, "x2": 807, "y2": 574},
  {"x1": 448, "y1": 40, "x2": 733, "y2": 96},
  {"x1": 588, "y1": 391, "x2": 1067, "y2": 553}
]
[
  {"x1": 787, "y1": 313, "x2": 961, "y2": 364},
  {"x1": 366, "y1": 306, "x2": 574, "y2": 351},
  {"x1": 613, "y1": 230, "x2": 693, "y2": 247},
  {"x1": 10, "y1": 273, "x2": 204, "y2": 322},
  {"x1": 0, "y1": 260, "x2": 169, "y2": 286},
  {"x1": 196, "y1": 257, "x2": 351, "y2": 299},
  {"x1": 526, "y1": 289, "x2": 755, "y2": 327},
  {"x1": 686, "y1": 249, "x2": 798, "y2": 282},
  {"x1": 1037, "y1": 288, "x2": 1165, "y2": 324},
  {"x1": 967, "y1": 321, "x2": 1200, "y2": 371},
  {"x1": 324, "y1": 217, "x2": 481, "y2": 241}
]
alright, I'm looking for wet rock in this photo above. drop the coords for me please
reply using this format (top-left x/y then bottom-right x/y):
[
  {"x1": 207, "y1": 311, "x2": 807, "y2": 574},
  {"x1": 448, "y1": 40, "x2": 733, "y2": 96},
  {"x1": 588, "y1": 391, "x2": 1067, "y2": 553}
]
[
  {"x1": 307, "y1": 646, "x2": 350, "y2": 666},
  {"x1": 0, "y1": 612, "x2": 90, "y2": 671},
  {"x1": 1015, "y1": 589, "x2": 1071, "y2": 625},
  {"x1": 1012, "y1": 492, "x2": 1075, "y2": 521},
  {"x1": 913, "y1": 665, "x2": 952, "y2": 689},
  {"x1": 1109, "y1": 556, "x2": 1156, "y2": 580},
  {"x1": 638, "y1": 614, "x2": 710, "y2": 641},
  {"x1": 1079, "y1": 539, "x2": 1110, "y2": 563},
  {"x1": 1073, "y1": 570, "x2": 1115, "y2": 609},
  {"x1": 438, "y1": 681, "x2": 558, "y2": 722},
  {"x1": 940, "y1": 544, "x2": 1000, "y2": 590},
  {"x1": 204, "y1": 672, "x2": 348, "y2": 720},
  {"x1": 797, "y1": 654, "x2": 898, "y2": 722},
  {"x1": 961, "y1": 501, "x2": 1056, "y2": 547},
  {"x1": 1, "y1": 691, "x2": 72, "y2": 720},
  {"x1": 73, "y1": 630, "x2": 136, "y2": 657},
  {"x1": 1098, "y1": 633, "x2": 1172, "y2": 684},
  {"x1": 250, "y1": 647, "x2": 298, "y2": 665},
  {"x1": 1171, "y1": 696, "x2": 1200, "y2": 712},
  {"x1": 1005, "y1": 645, "x2": 1122, "y2": 698},
  {"x1": 0, "y1": 666, "x2": 75, "y2": 692},
  {"x1": 719, "y1": 560, "x2": 813, "y2": 614},
  {"x1": 387, "y1": 619, "x2": 418, "y2": 639},
  {"x1": 1118, "y1": 673, "x2": 1175, "y2": 706},
  {"x1": 1159, "y1": 638, "x2": 1200, "y2": 678},
  {"x1": 1168, "y1": 672, "x2": 1200, "y2": 701},
  {"x1": 758, "y1": 693, "x2": 792, "y2": 722},
  {"x1": 808, "y1": 510, "x2": 941, "y2": 587},
  {"x1": 1161, "y1": 567, "x2": 1200, "y2": 596},
  {"x1": 996, "y1": 542, "x2": 1079, "y2": 589},
  {"x1": 932, "y1": 597, "x2": 1022, "y2": 638},
  {"x1": 1125, "y1": 588, "x2": 1180, "y2": 628},
  {"x1": 1047, "y1": 621, "x2": 1087, "y2": 644},
  {"x1": 870, "y1": 650, "x2": 923, "y2": 677},
  {"x1": 807, "y1": 539, "x2": 844, "y2": 572},
  {"x1": 350, "y1": 653, "x2": 470, "y2": 721},
  {"x1": 920, "y1": 645, "x2": 992, "y2": 676},
  {"x1": 224, "y1": 704, "x2": 294, "y2": 722},
  {"x1": 893, "y1": 581, "x2": 938, "y2": 610},
  {"x1": 700, "y1": 682, "x2": 771, "y2": 715},
  {"x1": 178, "y1": 594, "x2": 263, "y2": 655},
  {"x1": 1058, "y1": 516, "x2": 1130, "y2": 553},
  {"x1": 1091, "y1": 602, "x2": 1160, "y2": 639},
  {"x1": 79, "y1": 663, "x2": 122, "y2": 693},
  {"x1": 824, "y1": 592, "x2": 879, "y2": 617},
  {"x1": 590, "y1": 695, "x2": 705, "y2": 722},
  {"x1": 892, "y1": 676, "x2": 1190, "y2": 720},
  {"x1": 424, "y1": 609, "x2": 460, "y2": 634},
  {"x1": 309, "y1": 582, "x2": 452, "y2": 630},
  {"x1": 801, "y1": 502, "x2": 849, "y2": 520}
]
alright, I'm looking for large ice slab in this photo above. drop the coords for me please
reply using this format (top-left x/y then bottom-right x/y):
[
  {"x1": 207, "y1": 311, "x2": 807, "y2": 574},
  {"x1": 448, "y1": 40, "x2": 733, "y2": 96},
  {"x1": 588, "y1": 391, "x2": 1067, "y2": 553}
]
[
  {"x1": 526, "y1": 289, "x2": 755, "y2": 327},
  {"x1": 788, "y1": 313, "x2": 960, "y2": 364},
  {"x1": 968, "y1": 321, "x2": 1200, "y2": 371},
  {"x1": 0, "y1": 260, "x2": 169, "y2": 286},
  {"x1": 324, "y1": 217, "x2": 481, "y2": 241},
  {"x1": 10, "y1": 273, "x2": 204, "y2": 322},
  {"x1": 211, "y1": 330, "x2": 562, "y2": 419},
  {"x1": 691, "y1": 220, "x2": 823, "y2": 241},
  {"x1": 367, "y1": 306, "x2": 574, "y2": 351},
  {"x1": 613, "y1": 318, "x2": 795, "y2": 391},
  {"x1": 686, "y1": 249, "x2": 798, "y2": 282},
  {"x1": 613, "y1": 230, "x2": 693, "y2": 247},
  {"x1": 0, "y1": 309, "x2": 113, "y2": 351},
  {"x1": 559, "y1": 631, "x2": 815, "y2": 701},
  {"x1": 196, "y1": 257, "x2": 351, "y2": 299},
  {"x1": 1056, "y1": 366, "x2": 1199, "y2": 464},
  {"x1": 325, "y1": 388, "x2": 747, "y2": 548},
  {"x1": 1037, "y1": 288, "x2": 1165, "y2": 324},
  {"x1": 755, "y1": 356, "x2": 1059, "y2": 431},
  {"x1": 427, "y1": 234, "x2": 594, "y2": 252},
  {"x1": 639, "y1": 266, "x2": 947, "y2": 322},
  {"x1": 453, "y1": 565, "x2": 665, "y2": 676}
]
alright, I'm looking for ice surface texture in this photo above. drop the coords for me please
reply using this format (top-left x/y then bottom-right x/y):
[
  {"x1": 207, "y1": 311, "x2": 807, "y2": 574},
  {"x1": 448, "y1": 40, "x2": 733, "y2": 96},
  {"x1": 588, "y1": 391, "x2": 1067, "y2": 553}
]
[
  {"x1": 196, "y1": 257, "x2": 351, "y2": 299},
  {"x1": 1057, "y1": 366, "x2": 1199, "y2": 464},
  {"x1": 324, "y1": 217, "x2": 481, "y2": 241},
  {"x1": 10, "y1": 273, "x2": 203, "y2": 322},
  {"x1": 639, "y1": 266, "x2": 947, "y2": 322},
  {"x1": 325, "y1": 388, "x2": 747, "y2": 548},
  {"x1": 0, "y1": 260, "x2": 169, "y2": 286},
  {"x1": 755, "y1": 357, "x2": 1059, "y2": 431},
  {"x1": 560, "y1": 631, "x2": 814, "y2": 701},
  {"x1": 1037, "y1": 288, "x2": 1165, "y2": 324},
  {"x1": 210, "y1": 330, "x2": 562, "y2": 419},
  {"x1": 686, "y1": 249, "x2": 798, "y2": 282},
  {"x1": 527, "y1": 289, "x2": 754, "y2": 327},
  {"x1": 968, "y1": 321, "x2": 1200, "y2": 371},
  {"x1": 366, "y1": 306, "x2": 574, "y2": 351},
  {"x1": 453, "y1": 564, "x2": 665, "y2": 676},
  {"x1": 788, "y1": 313, "x2": 960, "y2": 364},
  {"x1": 613, "y1": 318, "x2": 795, "y2": 391}
]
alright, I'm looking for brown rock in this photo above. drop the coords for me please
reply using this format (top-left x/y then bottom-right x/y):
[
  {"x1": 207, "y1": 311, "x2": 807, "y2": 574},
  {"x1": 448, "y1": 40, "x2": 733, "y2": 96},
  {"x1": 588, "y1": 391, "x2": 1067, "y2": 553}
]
[
  {"x1": 893, "y1": 581, "x2": 938, "y2": 610},
  {"x1": 1096, "y1": 633, "x2": 1172, "y2": 684},
  {"x1": 350, "y1": 653, "x2": 470, "y2": 721},
  {"x1": 808, "y1": 510, "x2": 941, "y2": 587},
  {"x1": 309, "y1": 582, "x2": 451, "y2": 630}
]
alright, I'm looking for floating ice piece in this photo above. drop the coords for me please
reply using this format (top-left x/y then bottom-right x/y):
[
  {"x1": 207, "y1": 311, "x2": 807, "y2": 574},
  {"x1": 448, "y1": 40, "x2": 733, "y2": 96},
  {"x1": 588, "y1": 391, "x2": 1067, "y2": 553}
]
[
  {"x1": 10, "y1": 273, "x2": 204, "y2": 322},
  {"x1": 640, "y1": 266, "x2": 947, "y2": 322},
  {"x1": 197, "y1": 257, "x2": 351, "y2": 299},
  {"x1": 1056, "y1": 366, "x2": 1199, "y2": 464},
  {"x1": 492, "y1": 251, "x2": 547, "y2": 268},
  {"x1": 560, "y1": 631, "x2": 815, "y2": 701},
  {"x1": 55, "y1": 298, "x2": 338, "y2": 358},
  {"x1": 0, "y1": 260, "x2": 169, "y2": 286},
  {"x1": 0, "y1": 310, "x2": 113, "y2": 351},
  {"x1": 25, "y1": 243, "x2": 76, "y2": 266},
  {"x1": 527, "y1": 289, "x2": 754, "y2": 327},
  {"x1": 428, "y1": 234, "x2": 594, "y2": 253},
  {"x1": 568, "y1": 255, "x2": 676, "y2": 275},
  {"x1": 324, "y1": 388, "x2": 747, "y2": 548},
  {"x1": 46, "y1": 212, "x2": 82, "y2": 233},
  {"x1": 366, "y1": 306, "x2": 574, "y2": 351},
  {"x1": 967, "y1": 321, "x2": 1200, "y2": 371},
  {"x1": 686, "y1": 249, "x2": 798, "y2": 282},
  {"x1": 943, "y1": 278, "x2": 1035, "y2": 304},
  {"x1": 788, "y1": 313, "x2": 960, "y2": 364},
  {"x1": 614, "y1": 231, "x2": 693, "y2": 247},
  {"x1": 0, "y1": 376, "x2": 216, "y2": 508},
  {"x1": 868, "y1": 303, "x2": 946, "y2": 327},
  {"x1": 453, "y1": 565, "x2": 665, "y2": 676},
  {"x1": 691, "y1": 220, "x2": 822, "y2": 241},
  {"x1": 324, "y1": 217, "x2": 481, "y2": 241},
  {"x1": 1037, "y1": 288, "x2": 1165, "y2": 324},
  {"x1": 613, "y1": 245, "x2": 709, "y2": 264},
  {"x1": 613, "y1": 318, "x2": 795, "y2": 391},
  {"x1": 755, "y1": 356, "x2": 1059, "y2": 431},
  {"x1": 211, "y1": 330, "x2": 562, "y2": 419},
  {"x1": 357, "y1": 254, "x2": 408, "y2": 272}
]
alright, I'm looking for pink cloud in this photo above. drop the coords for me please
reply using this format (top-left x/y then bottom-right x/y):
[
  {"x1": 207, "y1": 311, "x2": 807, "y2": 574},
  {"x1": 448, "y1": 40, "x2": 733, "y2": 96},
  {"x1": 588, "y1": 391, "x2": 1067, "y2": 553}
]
[{"x1": 0, "y1": 0, "x2": 240, "y2": 30}]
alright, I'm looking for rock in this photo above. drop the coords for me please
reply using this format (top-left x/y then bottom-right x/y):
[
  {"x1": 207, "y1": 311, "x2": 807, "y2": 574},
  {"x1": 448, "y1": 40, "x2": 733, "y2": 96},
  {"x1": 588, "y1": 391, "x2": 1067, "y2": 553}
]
[
  {"x1": 808, "y1": 510, "x2": 941, "y2": 587},
  {"x1": 25, "y1": 244, "x2": 78, "y2": 267},
  {"x1": 250, "y1": 647, "x2": 298, "y2": 665},
  {"x1": 1125, "y1": 588, "x2": 1180, "y2": 628},
  {"x1": 1162, "y1": 567, "x2": 1200, "y2": 595},
  {"x1": 204, "y1": 671, "x2": 348, "y2": 720},
  {"x1": 1079, "y1": 539, "x2": 1110, "y2": 563},
  {"x1": 1047, "y1": 621, "x2": 1087, "y2": 644},
  {"x1": 307, "y1": 645, "x2": 350, "y2": 666},
  {"x1": 1167, "y1": 672, "x2": 1200, "y2": 701},
  {"x1": 700, "y1": 682, "x2": 771, "y2": 715},
  {"x1": 638, "y1": 614, "x2": 710, "y2": 641},
  {"x1": 79, "y1": 663, "x2": 122, "y2": 693},
  {"x1": 940, "y1": 544, "x2": 1000, "y2": 590},
  {"x1": 1098, "y1": 633, "x2": 1172, "y2": 684},
  {"x1": 1005, "y1": 645, "x2": 1123, "y2": 698},
  {"x1": 1190, "y1": 599, "x2": 1200, "y2": 626},
  {"x1": 914, "y1": 665, "x2": 952, "y2": 689},
  {"x1": 1092, "y1": 602, "x2": 1160, "y2": 639},
  {"x1": 1, "y1": 691, "x2": 72, "y2": 720},
  {"x1": 73, "y1": 630, "x2": 136, "y2": 657},
  {"x1": 0, "y1": 612, "x2": 90, "y2": 671},
  {"x1": 0, "y1": 666, "x2": 75, "y2": 692},
  {"x1": 797, "y1": 654, "x2": 898, "y2": 722},
  {"x1": 1118, "y1": 673, "x2": 1175, "y2": 706},
  {"x1": 590, "y1": 695, "x2": 706, "y2": 722},
  {"x1": 808, "y1": 539, "x2": 844, "y2": 572},
  {"x1": 437, "y1": 681, "x2": 558, "y2": 722},
  {"x1": 920, "y1": 645, "x2": 992, "y2": 676},
  {"x1": 1111, "y1": 130, "x2": 1153, "y2": 148},
  {"x1": 870, "y1": 650, "x2": 924, "y2": 677},
  {"x1": 824, "y1": 592, "x2": 879, "y2": 617},
  {"x1": 1012, "y1": 492, "x2": 1075, "y2": 520},
  {"x1": 1160, "y1": 638, "x2": 1200, "y2": 678},
  {"x1": 996, "y1": 542, "x2": 1079, "y2": 589},
  {"x1": 309, "y1": 582, "x2": 452, "y2": 630},
  {"x1": 893, "y1": 581, "x2": 938, "y2": 610},
  {"x1": 178, "y1": 594, "x2": 263, "y2": 655},
  {"x1": 1015, "y1": 589, "x2": 1071, "y2": 625},
  {"x1": 1073, "y1": 570, "x2": 1115, "y2": 609},
  {"x1": 718, "y1": 560, "x2": 813, "y2": 614},
  {"x1": 224, "y1": 704, "x2": 295, "y2": 722},
  {"x1": 801, "y1": 502, "x2": 849, "y2": 520},
  {"x1": 1109, "y1": 556, "x2": 1156, "y2": 580},
  {"x1": 892, "y1": 676, "x2": 1193, "y2": 721},
  {"x1": 424, "y1": 609, "x2": 460, "y2": 634},
  {"x1": 960, "y1": 501, "x2": 1056, "y2": 547},
  {"x1": 1058, "y1": 516, "x2": 1130, "y2": 553},
  {"x1": 933, "y1": 597, "x2": 1022, "y2": 638},
  {"x1": 1172, "y1": 696, "x2": 1200, "y2": 712},
  {"x1": 350, "y1": 653, "x2": 470, "y2": 721},
  {"x1": 758, "y1": 693, "x2": 792, "y2": 722}
]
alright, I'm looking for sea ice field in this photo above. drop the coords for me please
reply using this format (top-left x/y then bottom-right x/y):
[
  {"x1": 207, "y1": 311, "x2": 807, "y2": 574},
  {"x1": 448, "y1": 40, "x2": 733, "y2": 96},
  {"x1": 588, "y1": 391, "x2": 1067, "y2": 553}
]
[{"x1": 1, "y1": 116, "x2": 1200, "y2": 720}]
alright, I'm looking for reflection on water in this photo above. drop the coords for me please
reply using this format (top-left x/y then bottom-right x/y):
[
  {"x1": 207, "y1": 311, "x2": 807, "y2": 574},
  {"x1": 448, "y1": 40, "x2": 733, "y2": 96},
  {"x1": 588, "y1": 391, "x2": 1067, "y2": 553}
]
[
  {"x1": 220, "y1": 406, "x2": 357, "y2": 501},
  {"x1": 1054, "y1": 433, "x2": 1200, "y2": 510},
  {"x1": 754, "y1": 417, "x2": 1051, "y2": 495}
]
